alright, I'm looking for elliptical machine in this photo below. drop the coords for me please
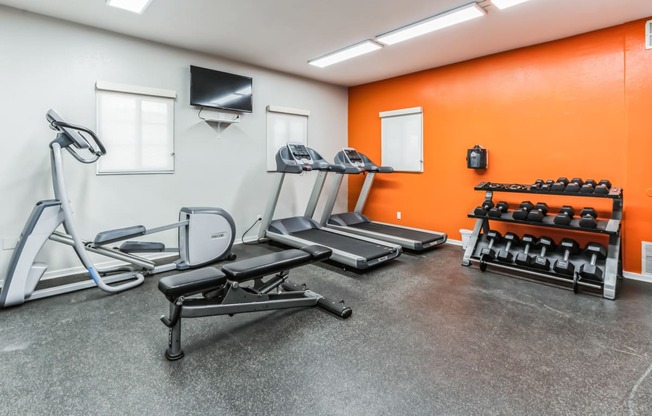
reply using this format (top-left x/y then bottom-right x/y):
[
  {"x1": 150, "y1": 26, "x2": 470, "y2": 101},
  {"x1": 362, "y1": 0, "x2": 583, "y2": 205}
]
[{"x1": 0, "y1": 110, "x2": 235, "y2": 308}]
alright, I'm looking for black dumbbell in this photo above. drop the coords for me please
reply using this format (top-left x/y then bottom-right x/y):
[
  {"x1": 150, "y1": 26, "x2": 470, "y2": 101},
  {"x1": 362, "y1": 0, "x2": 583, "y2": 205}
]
[
  {"x1": 473, "y1": 199, "x2": 495, "y2": 216},
  {"x1": 496, "y1": 233, "x2": 520, "y2": 263},
  {"x1": 579, "y1": 207, "x2": 598, "y2": 228},
  {"x1": 540, "y1": 180, "x2": 554, "y2": 191},
  {"x1": 553, "y1": 238, "x2": 580, "y2": 276},
  {"x1": 578, "y1": 243, "x2": 607, "y2": 282},
  {"x1": 532, "y1": 237, "x2": 555, "y2": 270},
  {"x1": 530, "y1": 179, "x2": 544, "y2": 190},
  {"x1": 512, "y1": 201, "x2": 534, "y2": 220},
  {"x1": 479, "y1": 231, "x2": 502, "y2": 270},
  {"x1": 527, "y1": 202, "x2": 549, "y2": 222},
  {"x1": 565, "y1": 178, "x2": 582, "y2": 193},
  {"x1": 580, "y1": 179, "x2": 597, "y2": 194},
  {"x1": 553, "y1": 205, "x2": 575, "y2": 225},
  {"x1": 488, "y1": 201, "x2": 510, "y2": 218},
  {"x1": 515, "y1": 234, "x2": 536, "y2": 266},
  {"x1": 594, "y1": 179, "x2": 612, "y2": 195},
  {"x1": 551, "y1": 177, "x2": 569, "y2": 192}
]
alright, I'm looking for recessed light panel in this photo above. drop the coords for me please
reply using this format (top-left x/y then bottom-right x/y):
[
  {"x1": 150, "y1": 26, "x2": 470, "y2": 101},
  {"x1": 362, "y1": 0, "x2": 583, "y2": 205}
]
[
  {"x1": 377, "y1": 3, "x2": 486, "y2": 46},
  {"x1": 106, "y1": 0, "x2": 153, "y2": 14},
  {"x1": 309, "y1": 41, "x2": 382, "y2": 68},
  {"x1": 492, "y1": 0, "x2": 531, "y2": 10}
]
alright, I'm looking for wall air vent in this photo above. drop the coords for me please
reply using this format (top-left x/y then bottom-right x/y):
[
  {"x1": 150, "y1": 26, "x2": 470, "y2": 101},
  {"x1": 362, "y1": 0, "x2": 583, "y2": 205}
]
[
  {"x1": 647, "y1": 20, "x2": 652, "y2": 49},
  {"x1": 643, "y1": 241, "x2": 652, "y2": 275}
]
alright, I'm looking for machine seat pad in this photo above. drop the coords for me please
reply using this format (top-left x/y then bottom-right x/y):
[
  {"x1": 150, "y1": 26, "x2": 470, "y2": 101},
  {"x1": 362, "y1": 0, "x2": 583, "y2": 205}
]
[
  {"x1": 119, "y1": 241, "x2": 165, "y2": 253},
  {"x1": 221, "y1": 245, "x2": 331, "y2": 283},
  {"x1": 158, "y1": 267, "x2": 227, "y2": 301},
  {"x1": 94, "y1": 225, "x2": 146, "y2": 245}
]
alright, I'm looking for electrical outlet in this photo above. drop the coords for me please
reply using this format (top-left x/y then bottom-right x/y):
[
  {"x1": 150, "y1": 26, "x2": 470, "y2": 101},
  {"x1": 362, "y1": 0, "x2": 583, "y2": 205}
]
[
  {"x1": 256, "y1": 214, "x2": 262, "y2": 221},
  {"x1": 396, "y1": 211, "x2": 401, "y2": 220}
]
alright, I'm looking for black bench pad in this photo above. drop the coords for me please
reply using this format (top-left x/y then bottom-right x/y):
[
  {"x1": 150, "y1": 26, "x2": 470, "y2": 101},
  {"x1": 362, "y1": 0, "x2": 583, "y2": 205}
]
[
  {"x1": 158, "y1": 267, "x2": 227, "y2": 301},
  {"x1": 221, "y1": 245, "x2": 332, "y2": 283}
]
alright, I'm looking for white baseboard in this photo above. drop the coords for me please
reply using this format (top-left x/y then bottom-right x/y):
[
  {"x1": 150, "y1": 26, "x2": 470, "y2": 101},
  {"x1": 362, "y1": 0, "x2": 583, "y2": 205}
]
[
  {"x1": 17, "y1": 239, "x2": 253, "y2": 282},
  {"x1": 21, "y1": 239, "x2": 652, "y2": 286},
  {"x1": 623, "y1": 271, "x2": 652, "y2": 283},
  {"x1": 42, "y1": 252, "x2": 174, "y2": 280},
  {"x1": 41, "y1": 240, "x2": 258, "y2": 281},
  {"x1": 446, "y1": 239, "x2": 462, "y2": 247}
]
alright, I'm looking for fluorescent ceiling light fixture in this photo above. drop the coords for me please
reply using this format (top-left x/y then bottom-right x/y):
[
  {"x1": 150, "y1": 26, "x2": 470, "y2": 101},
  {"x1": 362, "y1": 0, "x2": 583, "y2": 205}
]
[
  {"x1": 492, "y1": 0, "x2": 531, "y2": 10},
  {"x1": 377, "y1": 3, "x2": 486, "y2": 46},
  {"x1": 309, "y1": 40, "x2": 382, "y2": 68},
  {"x1": 106, "y1": 0, "x2": 153, "y2": 14}
]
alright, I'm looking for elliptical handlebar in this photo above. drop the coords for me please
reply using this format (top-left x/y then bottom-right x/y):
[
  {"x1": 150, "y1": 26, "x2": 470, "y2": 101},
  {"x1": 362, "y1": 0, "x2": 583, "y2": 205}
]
[{"x1": 46, "y1": 109, "x2": 107, "y2": 164}]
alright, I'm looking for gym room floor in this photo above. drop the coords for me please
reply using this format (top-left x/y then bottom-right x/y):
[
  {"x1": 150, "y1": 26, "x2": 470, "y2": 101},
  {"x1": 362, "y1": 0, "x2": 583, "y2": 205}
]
[{"x1": 1, "y1": 243, "x2": 651, "y2": 415}]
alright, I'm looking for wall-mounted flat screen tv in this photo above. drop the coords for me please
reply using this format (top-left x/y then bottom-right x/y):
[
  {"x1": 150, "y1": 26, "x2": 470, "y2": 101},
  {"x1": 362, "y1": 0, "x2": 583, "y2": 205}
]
[{"x1": 190, "y1": 65, "x2": 253, "y2": 113}]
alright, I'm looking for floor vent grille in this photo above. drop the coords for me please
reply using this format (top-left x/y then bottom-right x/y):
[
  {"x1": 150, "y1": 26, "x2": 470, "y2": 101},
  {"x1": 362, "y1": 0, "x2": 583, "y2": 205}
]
[{"x1": 643, "y1": 241, "x2": 652, "y2": 275}]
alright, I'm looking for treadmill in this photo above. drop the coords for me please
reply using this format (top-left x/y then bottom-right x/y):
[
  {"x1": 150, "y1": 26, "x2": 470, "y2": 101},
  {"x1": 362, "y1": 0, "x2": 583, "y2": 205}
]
[
  {"x1": 258, "y1": 143, "x2": 401, "y2": 270},
  {"x1": 318, "y1": 147, "x2": 447, "y2": 251}
]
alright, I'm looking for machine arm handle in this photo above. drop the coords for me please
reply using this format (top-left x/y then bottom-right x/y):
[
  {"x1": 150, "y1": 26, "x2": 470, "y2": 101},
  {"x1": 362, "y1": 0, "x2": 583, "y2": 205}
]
[{"x1": 47, "y1": 109, "x2": 107, "y2": 164}]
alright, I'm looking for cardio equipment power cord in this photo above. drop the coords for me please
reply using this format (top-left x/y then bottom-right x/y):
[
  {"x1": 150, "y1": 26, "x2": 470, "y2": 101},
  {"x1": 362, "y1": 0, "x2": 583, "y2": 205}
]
[{"x1": 241, "y1": 217, "x2": 263, "y2": 245}]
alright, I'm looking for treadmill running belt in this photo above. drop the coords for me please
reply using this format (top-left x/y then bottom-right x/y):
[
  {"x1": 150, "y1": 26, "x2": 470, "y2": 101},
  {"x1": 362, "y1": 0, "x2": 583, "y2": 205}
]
[
  {"x1": 350, "y1": 222, "x2": 445, "y2": 244},
  {"x1": 291, "y1": 229, "x2": 395, "y2": 260}
]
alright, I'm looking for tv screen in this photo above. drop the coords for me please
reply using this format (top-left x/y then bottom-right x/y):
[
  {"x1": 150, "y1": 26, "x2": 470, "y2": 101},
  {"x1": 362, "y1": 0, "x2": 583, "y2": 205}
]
[{"x1": 190, "y1": 65, "x2": 253, "y2": 113}]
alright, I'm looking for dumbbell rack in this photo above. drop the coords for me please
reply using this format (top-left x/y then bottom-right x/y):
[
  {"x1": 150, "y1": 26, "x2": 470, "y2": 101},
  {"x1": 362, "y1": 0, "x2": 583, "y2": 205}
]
[{"x1": 461, "y1": 182, "x2": 623, "y2": 299}]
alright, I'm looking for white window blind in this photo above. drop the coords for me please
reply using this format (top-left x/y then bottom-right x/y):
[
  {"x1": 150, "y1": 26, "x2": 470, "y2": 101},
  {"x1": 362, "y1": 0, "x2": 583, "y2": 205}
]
[
  {"x1": 96, "y1": 82, "x2": 176, "y2": 174},
  {"x1": 266, "y1": 105, "x2": 310, "y2": 172},
  {"x1": 380, "y1": 107, "x2": 423, "y2": 172}
]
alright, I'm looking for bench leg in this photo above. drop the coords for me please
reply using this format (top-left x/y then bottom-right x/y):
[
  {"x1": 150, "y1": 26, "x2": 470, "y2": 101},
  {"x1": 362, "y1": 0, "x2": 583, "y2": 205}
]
[
  {"x1": 281, "y1": 281, "x2": 352, "y2": 318},
  {"x1": 165, "y1": 302, "x2": 184, "y2": 361}
]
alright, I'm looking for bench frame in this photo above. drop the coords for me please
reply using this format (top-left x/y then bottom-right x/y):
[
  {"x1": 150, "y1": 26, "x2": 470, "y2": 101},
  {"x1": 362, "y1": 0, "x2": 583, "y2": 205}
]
[{"x1": 159, "y1": 248, "x2": 351, "y2": 360}]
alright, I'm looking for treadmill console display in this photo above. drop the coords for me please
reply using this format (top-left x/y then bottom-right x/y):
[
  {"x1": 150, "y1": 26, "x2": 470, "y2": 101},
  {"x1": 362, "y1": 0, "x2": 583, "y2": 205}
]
[
  {"x1": 287, "y1": 143, "x2": 312, "y2": 164},
  {"x1": 343, "y1": 148, "x2": 364, "y2": 168}
]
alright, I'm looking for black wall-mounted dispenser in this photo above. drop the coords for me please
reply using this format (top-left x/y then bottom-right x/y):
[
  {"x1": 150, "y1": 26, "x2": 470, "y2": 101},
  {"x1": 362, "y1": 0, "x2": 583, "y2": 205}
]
[{"x1": 466, "y1": 145, "x2": 488, "y2": 169}]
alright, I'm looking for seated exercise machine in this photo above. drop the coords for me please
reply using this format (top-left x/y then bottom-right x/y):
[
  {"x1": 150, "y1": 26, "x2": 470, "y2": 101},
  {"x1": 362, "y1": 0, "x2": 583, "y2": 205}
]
[
  {"x1": 319, "y1": 147, "x2": 447, "y2": 251},
  {"x1": 0, "y1": 110, "x2": 235, "y2": 308},
  {"x1": 257, "y1": 143, "x2": 401, "y2": 270},
  {"x1": 158, "y1": 244, "x2": 352, "y2": 360}
]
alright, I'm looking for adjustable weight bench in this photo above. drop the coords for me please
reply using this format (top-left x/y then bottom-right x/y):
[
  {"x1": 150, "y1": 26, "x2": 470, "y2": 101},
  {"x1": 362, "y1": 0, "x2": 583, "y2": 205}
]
[{"x1": 158, "y1": 245, "x2": 352, "y2": 360}]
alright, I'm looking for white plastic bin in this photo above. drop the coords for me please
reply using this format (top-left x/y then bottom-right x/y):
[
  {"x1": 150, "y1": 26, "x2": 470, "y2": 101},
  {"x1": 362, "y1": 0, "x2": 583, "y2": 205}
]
[{"x1": 459, "y1": 229, "x2": 472, "y2": 250}]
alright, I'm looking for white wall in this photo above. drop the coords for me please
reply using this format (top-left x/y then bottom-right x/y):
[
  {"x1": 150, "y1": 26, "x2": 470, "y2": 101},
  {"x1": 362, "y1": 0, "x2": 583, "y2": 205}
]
[{"x1": 0, "y1": 6, "x2": 349, "y2": 279}]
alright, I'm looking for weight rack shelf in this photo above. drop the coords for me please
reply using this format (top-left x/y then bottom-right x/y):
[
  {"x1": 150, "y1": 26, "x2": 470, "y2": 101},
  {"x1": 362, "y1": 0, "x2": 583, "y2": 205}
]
[
  {"x1": 462, "y1": 181, "x2": 623, "y2": 299},
  {"x1": 474, "y1": 182, "x2": 623, "y2": 199},
  {"x1": 465, "y1": 257, "x2": 603, "y2": 293},
  {"x1": 467, "y1": 213, "x2": 620, "y2": 235}
]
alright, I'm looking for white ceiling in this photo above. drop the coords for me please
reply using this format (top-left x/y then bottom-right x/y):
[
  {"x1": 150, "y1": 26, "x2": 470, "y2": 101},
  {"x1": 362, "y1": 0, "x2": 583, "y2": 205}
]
[{"x1": 1, "y1": 0, "x2": 651, "y2": 86}]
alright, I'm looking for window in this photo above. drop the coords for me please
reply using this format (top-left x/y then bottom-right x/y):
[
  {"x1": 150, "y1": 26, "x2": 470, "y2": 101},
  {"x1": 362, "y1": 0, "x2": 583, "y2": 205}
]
[
  {"x1": 96, "y1": 82, "x2": 176, "y2": 174},
  {"x1": 647, "y1": 20, "x2": 652, "y2": 50},
  {"x1": 266, "y1": 105, "x2": 310, "y2": 171},
  {"x1": 380, "y1": 107, "x2": 423, "y2": 172}
]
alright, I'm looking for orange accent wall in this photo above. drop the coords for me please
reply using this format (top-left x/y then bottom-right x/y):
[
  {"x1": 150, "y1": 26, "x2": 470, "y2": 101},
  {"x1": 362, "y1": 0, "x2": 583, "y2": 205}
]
[{"x1": 349, "y1": 18, "x2": 652, "y2": 274}]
